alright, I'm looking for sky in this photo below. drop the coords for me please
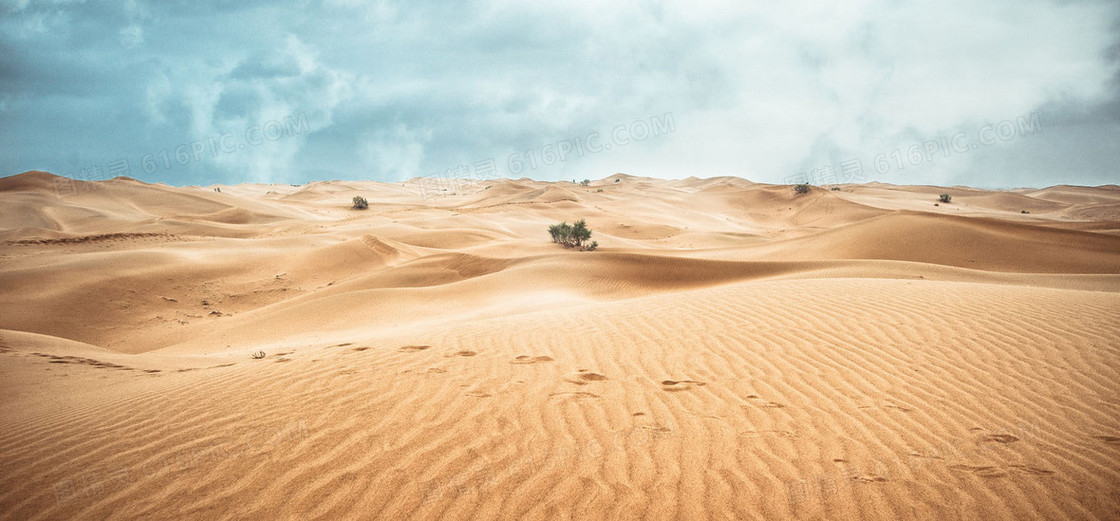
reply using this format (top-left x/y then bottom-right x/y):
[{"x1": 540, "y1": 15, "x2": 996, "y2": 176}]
[{"x1": 1, "y1": 0, "x2": 1118, "y2": 189}]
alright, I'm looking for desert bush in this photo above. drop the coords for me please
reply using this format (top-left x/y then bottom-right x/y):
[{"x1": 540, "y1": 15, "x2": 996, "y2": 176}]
[
  {"x1": 830, "y1": 187, "x2": 840, "y2": 191},
  {"x1": 794, "y1": 183, "x2": 810, "y2": 194},
  {"x1": 939, "y1": 193, "x2": 951, "y2": 203},
  {"x1": 352, "y1": 196, "x2": 369, "y2": 209},
  {"x1": 251, "y1": 351, "x2": 266, "y2": 359},
  {"x1": 580, "y1": 179, "x2": 591, "y2": 187},
  {"x1": 548, "y1": 219, "x2": 597, "y2": 251}
]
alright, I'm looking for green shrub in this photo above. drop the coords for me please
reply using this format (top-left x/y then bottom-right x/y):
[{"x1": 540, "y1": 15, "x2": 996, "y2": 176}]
[
  {"x1": 794, "y1": 183, "x2": 810, "y2": 194},
  {"x1": 939, "y1": 193, "x2": 951, "y2": 203},
  {"x1": 352, "y1": 196, "x2": 369, "y2": 209},
  {"x1": 580, "y1": 179, "x2": 591, "y2": 187},
  {"x1": 548, "y1": 219, "x2": 597, "y2": 251}
]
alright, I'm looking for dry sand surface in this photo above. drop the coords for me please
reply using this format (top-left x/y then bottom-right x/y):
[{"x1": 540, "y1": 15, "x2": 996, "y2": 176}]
[{"x1": 1, "y1": 170, "x2": 1119, "y2": 520}]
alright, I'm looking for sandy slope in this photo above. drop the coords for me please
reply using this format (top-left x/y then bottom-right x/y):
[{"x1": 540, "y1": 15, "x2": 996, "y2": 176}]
[{"x1": 1, "y1": 171, "x2": 1119, "y2": 520}]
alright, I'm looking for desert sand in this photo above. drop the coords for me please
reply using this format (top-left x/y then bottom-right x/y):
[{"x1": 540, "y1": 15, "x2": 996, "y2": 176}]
[{"x1": 1, "y1": 170, "x2": 1119, "y2": 520}]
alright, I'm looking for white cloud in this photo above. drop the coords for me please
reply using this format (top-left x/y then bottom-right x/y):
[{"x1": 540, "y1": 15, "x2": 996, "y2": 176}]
[
  {"x1": 2, "y1": 0, "x2": 1117, "y2": 187},
  {"x1": 119, "y1": 24, "x2": 143, "y2": 48}
]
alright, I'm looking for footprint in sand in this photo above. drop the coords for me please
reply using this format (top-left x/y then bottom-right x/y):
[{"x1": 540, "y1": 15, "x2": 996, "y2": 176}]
[
  {"x1": 851, "y1": 475, "x2": 888, "y2": 483},
  {"x1": 1092, "y1": 435, "x2": 1120, "y2": 445},
  {"x1": 1009, "y1": 465, "x2": 1054, "y2": 475},
  {"x1": 740, "y1": 430, "x2": 798, "y2": 438},
  {"x1": 983, "y1": 434, "x2": 1019, "y2": 444},
  {"x1": 743, "y1": 395, "x2": 784, "y2": 408},
  {"x1": 350, "y1": 346, "x2": 371, "y2": 352},
  {"x1": 549, "y1": 391, "x2": 600, "y2": 399},
  {"x1": 510, "y1": 355, "x2": 554, "y2": 365},
  {"x1": 447, "y1": 350, "x2": 477, "y2": 357},
  {"x1": 858, "y1": 404, "x2": 913, "y2": 413},
  {"x1": 948, "y1": 465, "x2": 1008, "y2": 478},
  {"x1": 398, "y1": 345, "x2": 431, "y2": 353},
  {"x1": 564, "y1": 370, "x2": 608, "y2": 385},
  {"x1": 661, "y1": 379, "x2": 706, "y2": 392}
]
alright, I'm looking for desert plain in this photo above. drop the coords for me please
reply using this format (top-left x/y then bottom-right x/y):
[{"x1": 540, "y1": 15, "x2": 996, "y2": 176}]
[{"x1": 1, "y1": 170, "x2": 1119, "y2": 520}]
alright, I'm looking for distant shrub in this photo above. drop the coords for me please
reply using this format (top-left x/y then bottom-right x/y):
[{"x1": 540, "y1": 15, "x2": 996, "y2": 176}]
[
  {"x1": 615, "y1": 178, "x2": 620, "y2": 183},
  {"x1": 794, "y1": 183, "x2": 810, "y2": 194},
  {"x1": 939, "y1": 193, "x2": 952, "y2": 203},
  {"x1": 830, "y1": 187, "x2": 840, "y2": 191},
  {"x1": 596, "y1": 188, "x2": 604, "y2": 192},
  {"x1": 548, "y1": 219, "x2": 597, "y2": 251},
  {"x1": 580, "y1": 179, "x2": 591, "y2": 187},
  {"x1": 1021, "y1": 209, "x2": 1029, "y2": 214},
  {"x1": 352, "y1": 196, "x2": 369, "y2": 209},
  {"x1": 251, "y1": 351, "x2": 266, "y2": 359}
]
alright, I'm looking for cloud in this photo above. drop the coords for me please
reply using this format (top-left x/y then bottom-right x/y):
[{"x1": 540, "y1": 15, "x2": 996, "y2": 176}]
[
  {"x1": 0, "y1": 0, "x2": 1117, "y2": 188},
  {"x1": 118, "y1": 24, "x2": 143, "y2": 49}
]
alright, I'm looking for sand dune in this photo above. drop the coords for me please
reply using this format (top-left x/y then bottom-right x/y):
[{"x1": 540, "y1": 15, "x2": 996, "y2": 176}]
[{"x1": 1, "y1": 171, "x2": 1119, "y2": 520}]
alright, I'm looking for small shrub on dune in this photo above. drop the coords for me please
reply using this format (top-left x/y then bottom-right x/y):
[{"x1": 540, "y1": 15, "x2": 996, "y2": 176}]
[
  {"x1": 794, "y1": 183, "x2": 810, "y2": 194},
  {"x1": 939, "y1": 193, "x2": 952, "y2": 203},
  {"x1": 580, "y1": 179, "x2": 591, "y2": 187},
  {"x1": 548, "y1": 219, "x2": 597, "y2": 251},
  {"x1": 352, "y1": 196, "x2": 369, "y2": 209}
]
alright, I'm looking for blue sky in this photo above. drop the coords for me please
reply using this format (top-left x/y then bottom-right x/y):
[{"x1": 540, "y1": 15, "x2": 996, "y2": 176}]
[{"x1": 1, "y1": 0, "x2": 1118, "y2": 188}]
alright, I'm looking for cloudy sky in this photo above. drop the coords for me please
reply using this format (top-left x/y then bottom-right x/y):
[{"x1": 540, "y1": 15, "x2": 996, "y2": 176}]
[{"x1": 1, "y1": 0, "x2": 1118, "y2": 188}]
